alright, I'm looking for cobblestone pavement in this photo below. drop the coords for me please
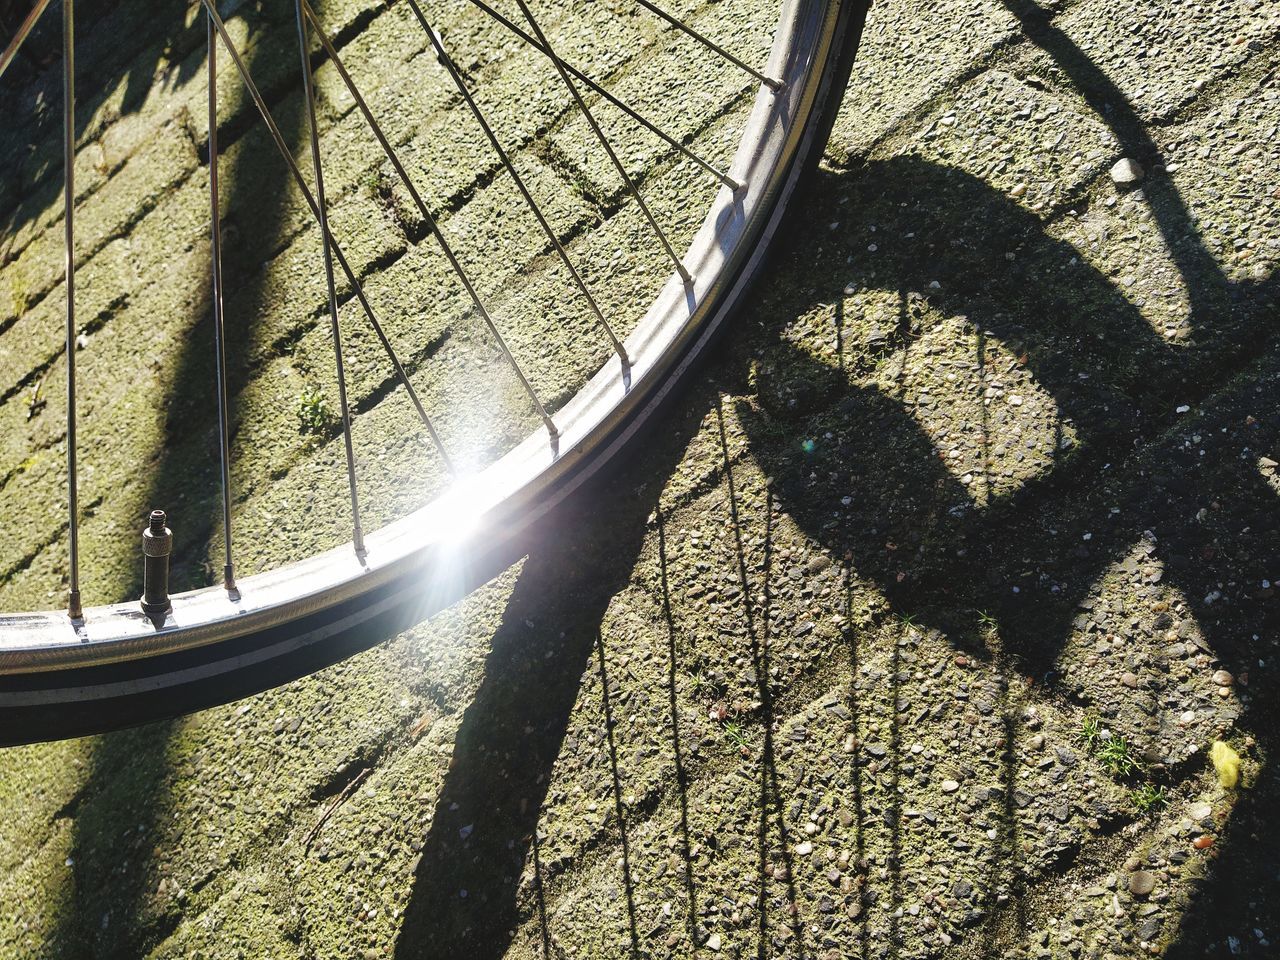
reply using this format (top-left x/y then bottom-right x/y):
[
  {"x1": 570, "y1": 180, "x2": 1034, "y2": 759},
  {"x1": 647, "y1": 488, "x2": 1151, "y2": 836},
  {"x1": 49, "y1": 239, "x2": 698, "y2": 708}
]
[{"x1": 1, "y1": 0, "x2": 1278, "y2": 958}]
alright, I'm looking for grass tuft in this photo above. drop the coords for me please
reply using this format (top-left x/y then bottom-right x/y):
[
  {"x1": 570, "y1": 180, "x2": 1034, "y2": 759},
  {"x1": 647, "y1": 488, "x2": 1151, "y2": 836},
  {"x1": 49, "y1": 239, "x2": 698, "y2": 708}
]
[
  {"x1": 1077, "y1": 713, "x2": 1103, "y2": 752},
  {"x1": 1131, "y1": 784, "x2": 1168, "y2": 816},
  {"x1": 1096, "y1": 733, "x2": 1141, "y2": 779}
]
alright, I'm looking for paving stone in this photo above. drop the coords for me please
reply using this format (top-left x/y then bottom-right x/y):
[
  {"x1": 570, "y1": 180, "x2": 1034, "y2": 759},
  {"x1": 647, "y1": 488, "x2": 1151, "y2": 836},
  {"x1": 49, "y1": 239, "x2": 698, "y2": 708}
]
[
  {"x1": 2, "y1": 1, "x2": 1278, "y2": 958},
  {"x1": 826, "y1": 0, "x2": 1025, "y2": 163}
]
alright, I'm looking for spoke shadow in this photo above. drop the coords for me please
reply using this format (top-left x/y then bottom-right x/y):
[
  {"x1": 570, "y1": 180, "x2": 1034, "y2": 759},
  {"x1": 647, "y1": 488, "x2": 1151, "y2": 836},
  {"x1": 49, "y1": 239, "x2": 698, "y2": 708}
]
[
  {"x1": 594, "y1": 627, "x2": 644, "y2": 959},
  {"x1": 654, "y1": 512, "x2": 702, "y2": 949},
  {"x1": 713, "y1": 398, "x2": 810, "y2": 959},
  {"x1": 392, "y1": 392, "x2": 706, "y2": 960}
]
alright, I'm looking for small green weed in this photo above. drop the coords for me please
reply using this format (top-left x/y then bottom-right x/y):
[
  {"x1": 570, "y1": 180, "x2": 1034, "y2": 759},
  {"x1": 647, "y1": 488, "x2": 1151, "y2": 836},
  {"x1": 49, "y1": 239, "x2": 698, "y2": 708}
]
[
  {"x1": 1131, "y1": 784, "x2": 1168, "y2": 816},
  {"x1": 688, "y1": 667, "x2": 725, "y2": 700},
  {"x1": 722, "y1": 721, "x2": 750, "y2": 752},
  {"x1": 1096, "y1": 734, "x2": 1141, "y2": 779},
  {"x1": 296, "y1": 385, "x2": 336, "y2": 438},
  {"x1": 1077, "y1": 714, "x2": 1103, "y2": 752}
]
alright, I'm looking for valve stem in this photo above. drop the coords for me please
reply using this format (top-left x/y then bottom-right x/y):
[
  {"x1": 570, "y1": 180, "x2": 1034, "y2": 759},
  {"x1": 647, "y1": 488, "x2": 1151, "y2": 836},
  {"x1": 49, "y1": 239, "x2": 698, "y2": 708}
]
[{"x1": 141, "y1": 509, "x2": 172, "y2": 621}]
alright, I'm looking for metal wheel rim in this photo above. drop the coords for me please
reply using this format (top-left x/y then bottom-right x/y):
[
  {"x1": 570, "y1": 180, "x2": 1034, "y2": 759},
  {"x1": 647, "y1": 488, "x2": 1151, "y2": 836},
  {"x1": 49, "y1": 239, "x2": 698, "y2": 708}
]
[{"x1": 0, "y1": 0, "x2": 846, "y2": 695}]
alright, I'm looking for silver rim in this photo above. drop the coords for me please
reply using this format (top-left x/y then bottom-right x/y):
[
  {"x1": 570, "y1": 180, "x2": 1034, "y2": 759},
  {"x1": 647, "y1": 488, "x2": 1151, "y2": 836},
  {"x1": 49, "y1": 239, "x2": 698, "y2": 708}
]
[{"x1": 0, "y1": 0, "x2": 845, "y2": 693}]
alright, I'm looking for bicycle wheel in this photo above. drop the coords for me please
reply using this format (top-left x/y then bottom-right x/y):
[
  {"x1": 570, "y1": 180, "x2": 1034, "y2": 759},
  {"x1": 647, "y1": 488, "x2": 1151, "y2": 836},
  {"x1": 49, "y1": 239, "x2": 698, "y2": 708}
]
[{"x1": 0, "y1": 0, "x2": 869, "y2": 743}]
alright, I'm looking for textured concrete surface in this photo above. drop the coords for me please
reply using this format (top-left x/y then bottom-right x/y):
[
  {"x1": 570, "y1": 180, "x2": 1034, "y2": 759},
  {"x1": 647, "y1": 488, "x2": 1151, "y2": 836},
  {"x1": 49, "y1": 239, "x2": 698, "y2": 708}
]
[{"x1": 1, "y1": 0, "x2": 1278, "y2": 958}]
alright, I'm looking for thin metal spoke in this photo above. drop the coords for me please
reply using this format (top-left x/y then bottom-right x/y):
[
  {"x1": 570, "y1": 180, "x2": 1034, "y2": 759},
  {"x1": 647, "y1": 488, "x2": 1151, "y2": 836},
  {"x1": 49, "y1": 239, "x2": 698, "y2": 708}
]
[
  {"x1": 199, "y1": 0, "x2": 456, "y2": 484},
  {"x1": 408, "y1": 2, "x2": 628, "y2": 368},
  {"x1": 293, "y1": 0, "x2": 365, "y2": 557},
  {"x1": 62, "y1": 0, "x2": 80, "y2": 620},
  {"x1": 299, "y1": 1, "x2": 558, "y2": 441},
  {"x1": 633, "y1": 0, "x2": 781, "y2": 91},
  {"x1": 457, "y1": 0, "x2": 740, "y2": 191},
  {"x1": 207, "y1": 13, "x2": 237, "y2": 595},
  {"x1": 512, "y1": 0, "x2": 692, "y2": 285},
  {"x1": 0, "y1": 0, "x2": 53, "y2": 81}
]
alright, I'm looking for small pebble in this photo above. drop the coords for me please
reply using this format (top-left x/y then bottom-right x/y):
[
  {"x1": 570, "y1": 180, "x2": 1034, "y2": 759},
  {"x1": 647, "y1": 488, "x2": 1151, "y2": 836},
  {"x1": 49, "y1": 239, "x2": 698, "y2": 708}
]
[
  {"x1": 1193, "y1": 835, "x2": 1214, "y2": 850},
  {"x1": 942, "y1": 779, "x2": 960, "y2": 793},
  {"x1": 1129, "y1": 871, "x2": 1157, "y2": 897},
  {"x1": 1110, "y1": 158, "x2": 1145, "y2": 186}
]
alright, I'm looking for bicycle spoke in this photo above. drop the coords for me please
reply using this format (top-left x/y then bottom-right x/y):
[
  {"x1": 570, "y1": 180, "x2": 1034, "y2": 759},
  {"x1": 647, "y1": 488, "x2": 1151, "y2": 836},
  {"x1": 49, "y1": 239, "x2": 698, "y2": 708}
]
[
  {"x1": 1, "y1": 0, "x2": 862, "y2": 727},
  {"x1": 298, "y1": 6, "x2": 556, "y2": 443},
  {"x1": 299, "y1": 0, "x2": 556, "y2": 442},
  {"x1": 512, "y1": 0, "x2": 692, "y2": 285},
  {"x1": 293, "y1": 0, "x2": 366, "y2": 557},
  {"x1": 410, "y1": 4, "x2": 629, "y2": 368},
  {"x1": 0, "y1": 0, "x2": 53, "y2": 81},
  {"x1": 458, "y1": 0, "x2": 740, "y2": 191},
  {"x1": 207, "y1": 13, "x2": 237, "y2": 595},
  {"x1": 63, "y1": 0, "x2": 81, "y2": 620},
  {"x1": 633, "y1": 0, "x2": 782, "y2": 91},
  {"x1": 200, "y1": 0, "x2": 455, "y2": 489}
]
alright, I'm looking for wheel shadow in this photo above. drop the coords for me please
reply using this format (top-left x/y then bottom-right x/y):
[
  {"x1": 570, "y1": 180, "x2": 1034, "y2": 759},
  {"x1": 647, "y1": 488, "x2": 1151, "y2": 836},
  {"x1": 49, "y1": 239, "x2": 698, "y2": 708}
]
[
  {"x1": 392, "y1": 80, "x2": 1277, "y2": 960},
  {"x1": 740, "y1": 151, "x2": 1277, "y2": 681},
  {"x1": 734, "y1": 156, "x2": 1277, "y2": 958}
]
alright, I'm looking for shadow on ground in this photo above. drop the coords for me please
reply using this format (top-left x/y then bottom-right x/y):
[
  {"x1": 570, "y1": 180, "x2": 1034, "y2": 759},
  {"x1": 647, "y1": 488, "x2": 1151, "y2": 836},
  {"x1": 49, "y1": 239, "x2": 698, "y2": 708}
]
[
  {"x1": 392, "y1": 388, "x2": 709, "y2": 959},
  {"x1": 18, "y1": 1, "x2": 1277, "y2": 956},
  {"x1": 393, "y1": 80, "x2": 1278, "y2": 960}
]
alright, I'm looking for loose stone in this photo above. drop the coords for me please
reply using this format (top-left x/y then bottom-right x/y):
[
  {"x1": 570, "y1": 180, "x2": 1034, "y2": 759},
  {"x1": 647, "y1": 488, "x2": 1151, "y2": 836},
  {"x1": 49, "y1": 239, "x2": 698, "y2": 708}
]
[
  {"x1": 1110, "y1": 158, "x2": 1145, "y2": 186},
  {"x1": 1129, "y1": 871, "x2": 1157, "y2": 897}
]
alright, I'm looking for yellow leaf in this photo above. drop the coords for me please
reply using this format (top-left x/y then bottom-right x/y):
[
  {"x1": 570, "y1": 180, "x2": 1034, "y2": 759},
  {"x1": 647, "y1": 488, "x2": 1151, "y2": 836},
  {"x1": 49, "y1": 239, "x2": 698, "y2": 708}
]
[{"x1": 1210, "y1": 741, "x2": 1241, "y2": 790}]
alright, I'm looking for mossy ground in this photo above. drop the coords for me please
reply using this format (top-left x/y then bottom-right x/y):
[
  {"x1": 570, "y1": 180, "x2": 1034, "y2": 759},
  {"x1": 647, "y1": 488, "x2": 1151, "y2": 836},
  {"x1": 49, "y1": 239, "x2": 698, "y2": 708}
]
[{"x1": 2, "y1": 0, "x2": 1279, "y2": 958}]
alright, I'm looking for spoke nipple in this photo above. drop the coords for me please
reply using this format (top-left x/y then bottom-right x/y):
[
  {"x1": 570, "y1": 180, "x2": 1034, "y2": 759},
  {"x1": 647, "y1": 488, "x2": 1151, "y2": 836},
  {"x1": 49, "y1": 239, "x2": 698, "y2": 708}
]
[
  {"x1": 140, "y1": 509, "x2": 173, "y2": 622},
  {"x1": 223, "y1": 563, "x2": 239, "y2": 599},
  {"x1": 67, "y1": 589, "x2": 83, "y2": 621}
]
